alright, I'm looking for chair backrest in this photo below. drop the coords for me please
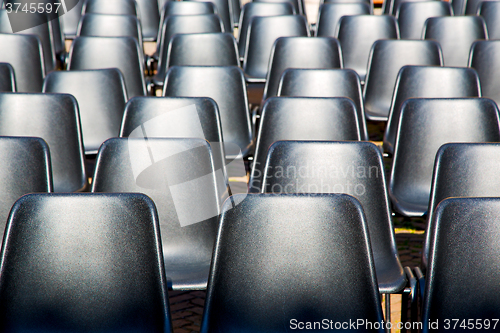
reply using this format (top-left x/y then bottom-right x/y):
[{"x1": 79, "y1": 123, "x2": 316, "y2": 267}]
[
  {"x1": 243, "y1": 15, "x2": 309, "y2": 80},
  {"x1": 452, "y1": 0, "x2": 467, "y2": 14},
  {"x1": 261, "y1": 141, "x2": 406, "y2": 294},
  {"x1": 163, "y1": 66, "x2": 252, "y2": 158},
  {"x1": 262, "y1": 37, "x2": 342, "y2": 102},
  {"x1": 92, "y1": 138, "x2": 228, "y2": 290},
  {"x1": 201, "y1": 193, "x2": 385, "y2": 333},
  {"x1": 423, "y1": 16, "x2": 487, "y2": 67},
  {"x1": 422, "y1": 197, "x2": 500, "y2": 329},
  {"x1": 249, "y1": 97, "x2": 362, "y2": 192},
  {"x1": 389, "y1": 98, "x2": 500, "y2": 217},
  {"x1": 396, "y1": 1, "x2": 452, "y2": 40},
  {"x1": 337, "y1": 15, "x2": 398, "y2": 83},
  {"x1": 384, "y1": 66, "x2": 481, "y2": 154},
  {"x1": 469, "y1": 41, "x2": 500, "y2": 108},
  {"x1": 0, "y1": 192, "x2": 172, "y2": 332},
  {"x1": 465, "y1": 0, "x2": 491, "y2": 14},
  {"x1": 363, "y1": 40, "x2": 442, "y2": 121},
  {"x1": 0, "y1": 136, "x2": 52, "y2": 244},
  {"x1": 43, "y1": 68, "x2": 128, "y2": 154},
  {"x1": 391, "y1": 0, "x2": 438, "y2": 15},
  {"x1": 62, "y1": 0, "x2": 84, "y2": 39},
  {"x1": 0, "y1": 62, "x2": 15, "y2": 92},
  {"x1": 190, "y1": 0, "x2": 233, "y2": 33},
  {"x1": 82, "y1": 0, "x2": 138, "y2": 15},
  {"x1": 479, "y1": 1, "x2": 500, "y2": 39},
  {"x1": 68, "y1": 36, "x2": 146, "y2": 98},
  {"x1": 237, "y1": 2, "x2": 294, "y2": 60},
  {"x1": 0, "y1": 92, "x2": 86, "y2": 192},
  {"x1": 255, "y1": 0, "x2": 304, "y2": 14},
  {"x1": 277, "y1": 68, "x2": 368, "y2": 140},
  {"x1": 135, "y1": 0, "x2": 160, "y2": 41},
  {"x1": 230, "y1": 0, "x2": 241, "y2": 26},
  {"x1": 316, "y1": 3, "x2": 371, "y2": 37},
  {"x1": 77, "y1": 13, "x2": 143, "y2": 46}
]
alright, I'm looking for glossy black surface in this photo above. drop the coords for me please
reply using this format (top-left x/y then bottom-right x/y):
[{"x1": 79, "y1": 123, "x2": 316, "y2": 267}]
[
  {"x1": 83, "y1": 0, "x2": 138, "y2": 15},
  {"x1": 464, "y1": 0, "x2": 490, "y2": 14},
  {"x1": 77, "y1": 13, "x2": 143, "y2": 46},
  {"x1": 237, "y1": 2, "x2": 294, "y2": 59},
  {"x1": 135, "y1": 0, "x2": 161, "y2": 41},
  {"x1": 0, "y1": 193, "x2": 172, "y2": 332},
  {"x1": 389, "y1": 98, "x2": 500, "y2": 217},
  {"x1": 92, "y1": 138, "x2": 228, "y2": 290},
  {"x1": 277, "y1": 68, "x2": 369, "y2": 140},
  {"x1": 316, "y1": 3, "x2": 371, "y2": 37},
  {"x1": 423, "y1": 16, "x2": 486, "y2": 67},
  {"x1": 396, "y1": 1, "x2": 452, "y2": 40},
  {"x1": 201, "y1": 193, "x2": 385, "y2": 333},
  {"x1": 363, "y1": 40, "x2": 442, "y2": 121},
  {"x1": 230, "y1": 0, "x2": 240, "y2": 25},
  {"x1": 451, "y1": 0, "x2": 466, "y2": 14},
  {"x1": 249, "y1": 97, "x2": 362, "y2": 192},
  {"x1": 254, "y1": 0, "x2": 304, "y2": 14},
  {"x1": 262, "y1": 37, "x2": 341, "y2": 104},
  {"x1": 423, "y1": 143, "x2": 500, "y2": 269},
  {"x1": 163, "y1": 66, "x2": 253, "y2": 158},
  {"x1": 469, "y1": 40, "x2": 500, "y2": 108},
  {"x1": 261, "y1": 141, "x2": 406, "y2": 294},
  {"x1": 43, "y1": 69, "x2": 128, "y2": 154},
  {"x1": 479, "y1": 1, "x2": 500, "y2": 39},
  {"x1": 0, "y1": 137, "x2": 52, "y2": 244},
  {"x1": 62, "y1": 0, "x2": 83, "y2": 38},
  {"x1": 243, "y1": 15, "x2": 309, "y2": 81},
  {"x1": 191, "y1": 0, "x2": 233, "y2": 33},
  {"x1": 0, "y1": 63, "x2": 15, "y2": 92},
  {"x1": 337, "y1": 15, "x2": 398, "y2": 83},
  {"x1": 422, "y1": 197, "x2": 500, "y2": 331},
  {"x1": 68, "y1": 36, "x2": 146, "y2": 98},
  {"x1": 0, "y1": 93, "x2": 85, "y2": 193},
  {"x1": 384, "y1": 66, "x2": 481, "y2": 154},
  {"x1": 390, "y1": 0, "x2": 437, "y2": 15}
]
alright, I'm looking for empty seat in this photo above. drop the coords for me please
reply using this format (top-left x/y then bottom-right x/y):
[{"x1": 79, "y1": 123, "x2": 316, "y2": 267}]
[
  {"x1": 243, "y1": 15, "x2": 309, "y2": 82},
  {"x1": 0, "y1": 93, "x2": 87, "y2": 192},
  {"x1": 254, "y1": 0, "x2": 304, "y2": 15},
  {"x1": 389, "y1": 98, "x2": 500, "y2": 217},
  {"x1": 163, "y1": 66, "x2": 253, "y2": 158},
  {"x1": 422, "y1": 197, "x2": 500, "y2": 329},
  {"x1": 464, "y1": 0, "x2": 493, "y2": 14},
  {"x1": 191, "y1": 0, "x2": 233, "y2": 32},
  {"x1": 200, "y1": 193, "x2": 384, "y2": 332},
  {"x1": 278, "y1": 68, "x2": 369, "y2": 140},
  {"x1": 469, "y1": 40, "x2": 500, "y2": 108},
  {"x1": 390, "y1": 0, "x2": 437, "y2": 15},
  {"x1": 337, "y1": 15, "x2": 398, "y2": 83},
  {"x1": 479, "y1": 1, "x2": 500, "y2": 39},
  {"x1": 92, "y1": 138, "x2": 229, "y2": 290},
  {"x1": 423, "y1": 16, "x2": 487, "y2": 67},
  {"x1": 384, "y1": 66, "x2": 481, "y2": 154},
  {"x1": 396, "y1": 1, "x2": 452, "y2": 40},
  {"x1": 68, "y1": 36, "x2": 146, "y2": 98},
  {"x1": 82, "y1": 0, "x2": 138, "y2": 15},
  {"x1": 423, "y1": 143, "x2": 500, "y2": 269},
  {"x1": 249, "y1": 97, "x2": 363, "y2": 192},
  {"x1": 77, "y1": 14, "x2": 143, "y2": 46},
  {"x1": 451, "y1": 0, "x2": 467, "y2": 14},
  {"x1": 364, "y1": 40, "x2": 442, "y2": 121},
  {"x1": 135, "y1": 0, "x2": 161, "y2": 41},
  {"x1": 0, "y1": 192, "x2": 172, "y2": 332},
  {"x1": 262, "y1": 141, "x2": 406, "y2": 294},
  {"x1": 262, "y1": 37, "x2": 342, "y2": 103},
  {"x1": 0, "y1": 62, "x2": 15, "y2": 91},
  {"x1": 237, "y1": 2, "x2": 295, "y2": 60},
  {"x1": 43, "y1": 69, "x2": 128, "y2": 154},
  {"x1": 62, "y1": 0, "x2": 84, "y2": 38},
  {"x1": 316, "y1": 3, "x2": 372, "y2": 37}
]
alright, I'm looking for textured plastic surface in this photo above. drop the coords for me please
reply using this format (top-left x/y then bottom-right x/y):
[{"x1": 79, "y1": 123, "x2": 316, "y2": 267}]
[
  {"x1": 316, "y1": 3, "x2": 371, "y2": 37},
  {"x1": 390, "y1": 0, "x2": 436, "y2": 15},
  {"x1": 469, "y1": 40, "x2": 500, "y2": 108},
  {"x1": 396, "y1": 1, "x2": 452, "y2": 40},
  {"x1": 254, "y1": 0, "x2": 303, "y2": 14},
  {"x1": 77, "y1": 14, "x2": 143, "y2": 46},
  {"x1": 479, "y1": 1, "x2": 500, "y2": 39},
  {"x1": 191, "y1": 0, "x2": 233, "y2": 32},
  {"x1": 83, "y1": 0, "x2": 138, "y2": 15}
]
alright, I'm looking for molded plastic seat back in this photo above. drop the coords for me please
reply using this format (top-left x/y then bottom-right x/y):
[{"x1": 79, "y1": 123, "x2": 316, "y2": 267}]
[
  {"x1": 254, "y1": 0, "x2": 303, "y2": 14},
  {"x1": 479, "y1": 1, "x2": 500, "y2": 39},
  {"x1": 469, "y1": 40, "x2": 500, "y2": 108},
  {"x1": 249, "y1": 97, "x2": 362, "y2": 192},
  {"x1": 0, "y1": 193, "x2": 172, "y2": 332},
  {"x1": 316, "y1": 3, "x2": 371, "y2": 37},
  {"x1": 135, "y1": 0, "x2": 161, "y2": 41},
  {"x1": 191, "y1": 0, "x2": 233, "y2": 32},
  {"x1": 262, "y1": 141, "x2": 406, "y2": 294},
  {"x1": 62, "y1": 0, "x2": 84, "y2": 38},
  {"x1": 364, "y1": 40, "x2": 442, "y2": 121},
  {"x1": 77, "y1": 14, "x2": 143, "y2": 45},
  {"x1": 396, "y1": 1, "x2": 452, "y2": 40},
  {"x1": 201, "y1": 193, "x2": 385, "y2": 333},
  {"x1": 43, "y1": 69, "x2": 128, "y2": 154},
  {"x1": 83, "y1": 0, "x2": 138, "y2": 15},
  {"x1": 390, "y1": 0, "x2": 437, "y2": 15},
  {"x1": 389, "y1": 98, "x2": 500, "y2": 217},
  {"x1": 0, "y1": 62, "x2": 15, "y2": 92},
  {"x1": 384, "y1": 66, "x2": 481, "y2": 153}
]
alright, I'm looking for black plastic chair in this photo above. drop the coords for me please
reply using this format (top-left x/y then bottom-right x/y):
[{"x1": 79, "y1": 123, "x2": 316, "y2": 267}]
[
  {"x1": 423, "y1": 16, "x2": 487, "y2": 67},
  {"x1": 0, "y1": 192, "x2": 172, "y2": 332},
  {"x1": 389, "y1": 98, "x2": 500, "y2": 217},
  {"x1": 249, "y1": 97, "x2": 363, "y2": 193},
  {"x1": 479, "y1": 1, "x2": 500, "y2": 39},
  {"x1": 384, "y1": 66, "x2": 481, "y2": 154},
  {"x1": 243, "y1": 15, "x2": 309, "y2": 82},
  {"x1": 62, "y1": 0, "x2": 84, "y2": 39},
  {"x1": 135, "y1": 0, "x2": 161, "y2": 41},
  {"x1": 200, "y1": 193, "x2": 385, "y2": 333},
  {"x1": 396, "y1": 1, "x2": 452, "y2": 40},
  {"x1": 68, "y1": 36, "x2": 146, "y2": 98},
  {"x1": 465, "y1": 0, "x2": 493, "y2": 14},
  {"x1": 237, "y1": 2, "x2": 295, "y2": 60},
  {"x1": 277, "y1": 68, "x2": 369, "y2": 140},
  {"x1": 469, "y1": 40, "x2": 500, "y2": 108},
  {"x1": 363, "y1": 40, "x2": 442, "y2": 121},
  {"x1": 0, "y1": 93, "x2": 87, "y2": 193},
  {"x1": 191, "y1": 0, "x2": 233, "y2": 33},
  {"x1": 0, "y1": 137, "x2": 52, "y2": 244},
  {"x1": 423, "y1": 143, "x2": 500, "y2": 269},
  {"x1": 43, "y1": 69, "x2": 128, "y2": 154},
  {"x1": 0, "y1": 62, "x2": 15, "y2": 92},
  {"x1": 254, "y1": 0, "x2": 304, "y2": 15},
  {"x1": 77, "y1": 13, "x2": 143, "y2": 46},
  {"x1": 316, "y1": 3, "x2": 371, "y2": 37},
  {"x1": 163, "y1": 66, "x2": 253, "y2": 159},
  {"x1": 82, "y1": 0, "x2": 138, "y2": 15},
  {"x1": 390, "y1": 0, "x2": 437, "y2": 15},
  {"x1": 92, "y1": 138, "x2": 229, "y2": 290},
  {"x1": 422, "y1": 197, "x2": 500, "y2": 331},
  {"x1": 337, "y1": 15, "x2": 398, "y2": 83},
  {"x1": 452, "y1": 0, "x2": 467, "y2": 14},
  {"x1": 262, "y1": 37, "x2": 342, "y2": 103}
]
